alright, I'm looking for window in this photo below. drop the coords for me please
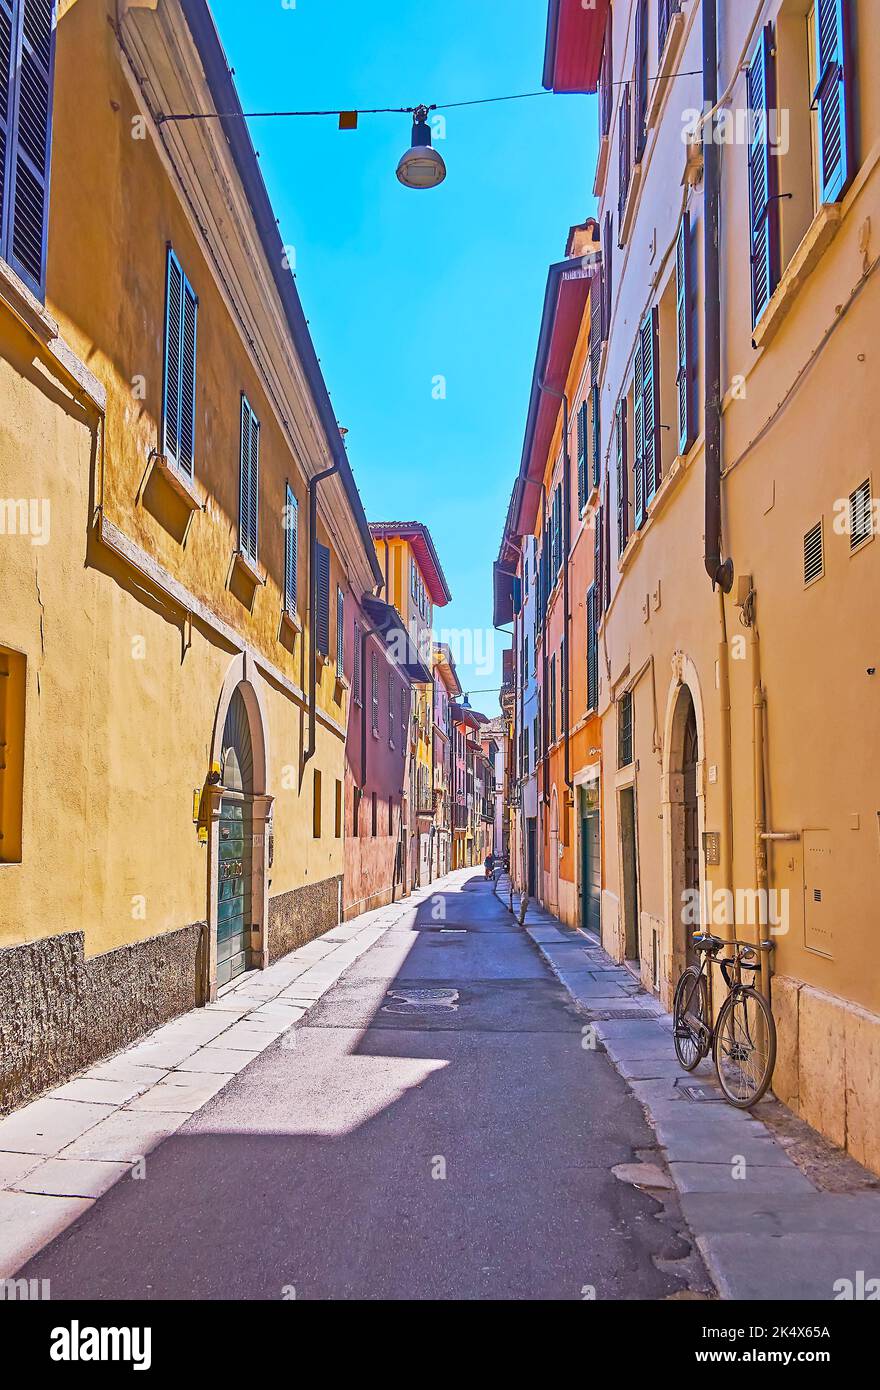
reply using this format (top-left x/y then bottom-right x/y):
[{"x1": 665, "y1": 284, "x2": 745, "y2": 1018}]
[
  {"x1": 353, "y1": 786, "x2": 361, "y2": 837},
  {"x1": 371, "y1": 792, "x2": 378, "y2": 837},
  {"x1": 675, "y1": 213, "x2": 697, "y2": 457},
  {"x1": 336, "y1": 587, "x2": 345, "y2": 672},
  {"x1": 388, "y1": 797, "x2": 394, "y2": 835},
  {"x1": 590, "y1": 383, "x2": 602, "y2": 491},
  {"x1": 634, "y1": 0, "x2": 649, "y2": 164},
  {"x1": 659, "y1": 0, "x2": 681, "y2": 60},
  {"x1": 335, "y1": 779, "x2": 343, "y2": 838},
  {"x1": 162, "y1": 248, "x2": 198, "y2": 477},
  {"x1": 634, "y1": 308, "x2": 661, "y2": 525},
  {"x1": 388, "y1": 671, "x2": 395, "y2": 746},
  {"x1": 576, "y1": 398, "x2": 588, "y2": 512},
  {"x1": 533, "y1": 715, "x2": 540, "y2": 766},
  {"x1": 618, "y1": 81, "x2": 632, "y2": 227},
  {"x1": 284, "y1": 485, "x2": 298, "y2": 616},
  {"x1": 315, "y1": 542, "x2": 330, "y2": 656},
  {"x1": 747, "y1": 26, "x2": 781, "y2": 327},
  {"x1": 371, "y1": 651, "x2": 379, "y2": 733},
  {"x1": 0, "y1": 0, "x2": 56, "y2": 298},
  {"x1": 616, "y1": 399, "x2": 629, "y2": 555},
  {"x1": 522, "y1": 726, "x2": 530, "y2": 777},
  {"x1": 401, "y1": 686, "x2": 408, "y2": 745},
  {"x1": 602, "y1": 212, "x2": 613, "y2": 344},
  {"x1": 312, "y1": 769, "x2": 322, "y2": 838},
  {"x1": 239, "y1": 396, "x2": 259, "y2": 562},
  {"x1": 595, "y1": 498, "x2": 604, "y2": 617},
  {"x1": 587, "y1": 587, "x2": 598, "y2": 712},
  {"x1": 0, "y1": 645, "x2": 26, "y2": 862},
  {"x1": 618, "y1": 691, "x2": 633, "y2": 767},
  {"x1": 598, "y1": 14, "x2": 613, "y2": 142},
  {"x1": 812, "y1": 0, "x2": 851, "y2": 204},
  {"x1": 549, "y1": 654, "x2": 557, "y2": 744}
]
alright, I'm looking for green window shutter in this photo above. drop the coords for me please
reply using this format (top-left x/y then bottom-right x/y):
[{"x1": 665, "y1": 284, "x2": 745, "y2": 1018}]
[
  {"x1": 577, "y1": 399, "x2": 588, "y2": 512},
  {"x1": 676, "y1": 212, "x2": 697, "y2": 456},
  {"x1": 239, "y1": 396, "x2": 259, "y2": 562},
  {"x1": 813, "y1": 0, "x2": 851, "y2": 204},
  {"x1": 594, "y1": 502, "x2": 603, "y2": 618},
  {"x1": 315, "y1": 542, "x2": 330, "y2": 656},
  {"x1": 3, "y1": 0, "x2": 57, "y2": 298},
  {"x1": 616, "y1": 398, "x2": 629, "y2": 555},
  {"x1": 633, "y1": 327, "x2": 646, "y2": 529},
  {"x1": 591, "y1": 383, "x2": 602, "y2": 491},
  {"x1": 642, "y1": 308, "x2": 662, "y2": 504},
  {"x1": 284, "y1": 484, "x2": 298, "y2": 615},
  {"x1": 747, "y1": 25, "x2": 780, "y2": 327},
  {"x1": 586, "y1": 585, "x2": 598, "y2": 711}
]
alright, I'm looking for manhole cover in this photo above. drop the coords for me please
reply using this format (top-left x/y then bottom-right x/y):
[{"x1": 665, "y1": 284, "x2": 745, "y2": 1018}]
[
  {"x1": 677, "y1": 1083, "x2": 726, "y2": 1103},
  {"x1": 382, "y1": 987, "x2": 460, "y2": 1015},
  {"x1": 592, "y1": 1009, "x2": 651, "y2": 1020}
]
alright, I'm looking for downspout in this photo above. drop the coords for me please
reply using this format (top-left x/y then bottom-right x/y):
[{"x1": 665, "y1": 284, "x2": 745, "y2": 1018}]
[
  {"x1": 703, "y1": 0, "x2": 734, "y2": 596},
  {"x1": 304, "y1": 462, "x2": 339, "y2": 767}
]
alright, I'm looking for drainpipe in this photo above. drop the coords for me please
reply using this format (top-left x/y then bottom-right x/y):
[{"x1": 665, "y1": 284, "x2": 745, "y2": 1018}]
[
  {"x1": 304, "y1": 462, "x2": 339, "y2": 767},
  {"x1": 703, "y1": 0, "x2": 734, "y2": 596}
]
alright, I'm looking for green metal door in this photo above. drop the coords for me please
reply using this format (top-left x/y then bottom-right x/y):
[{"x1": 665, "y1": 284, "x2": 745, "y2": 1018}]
[
  {"x1": 580, "y1": 781, "x2": 601, "y2": 936},
  {"x1": 217, "y1": 796, "x2": 252, "y2": 986}
]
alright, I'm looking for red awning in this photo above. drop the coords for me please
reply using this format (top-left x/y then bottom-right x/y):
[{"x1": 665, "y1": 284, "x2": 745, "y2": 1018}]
[{"x1": 543, "y1": 0, "x2": 610, "y2": 95}]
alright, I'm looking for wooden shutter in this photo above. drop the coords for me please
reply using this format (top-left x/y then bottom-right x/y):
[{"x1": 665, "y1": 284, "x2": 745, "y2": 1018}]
[
  {"x1": 813, "y1": 0, "x2": 851, "y2": 203},
  {"x1": 315, "y1": 541, "x2": 330, "y2": 656},
  {"x1": 599, "y1": 14, "x2": 613, "y2": 139},
  {"x1": 602, "y1": 212, "x2": 613, "y2": 342},
  {"x1": 633, "y1": 327, "x2": 646, "y2": 528},
  {"x1": 594, "y1": 504, "x2": 603, "y2": 618},
  {"x1": 591, "y1": 383, "x2": 601, "y2": 491},
  {"x1": 747, "y1": 25, "x2": 779, "y2": 327},
  {"x1": 659, "y1": 0, "x2": 680, "y2": 58},
  {"x1": 634, "y1": 0, "x2": 649, "y2": 163},
  {"x1": 284, "y1": 485, "x2": 298, "y2": 615},
  {"x1": 336, "y1": 588, "x2": 344, "y2": 671},
  {"x1": 590, "y1": 269, "x2": 603, "y2": 380},
  {"x1": 239, "y1": 397, "x2": 259, "y2": 562},
  {"x1": 162, "y1": 247, "x2": 197, "y2": 477},
  {"x1": 618, "y1": 83, "x2": 631, "y2": 225},
  {"x1": 604, "y1": 477, "x2": 611, "y2": 610},
  {"x1": 370, "y1": 651, "x2": 379, "y2": 732},
  {"x1": 4, "y1": 0, "x2": 56, "y2": 297},
  {"x1": 616, "y1": 398, "x2": 629, "y2": 555},
  {"x1": 586, "y1": 586, "x2": 598, "y2": 711},
  {"x1": 676, "y1": 212, "x2": 697, "y2": 456},
  {"x1": 642, "y1": 308, "x2": 662, "y2": 503},
  {"x1": 576, "y1": 399, "x2": 588, "y2": 512},
  {"x1": 353, "y1": 621, "x2": 361, "y2": 703}
]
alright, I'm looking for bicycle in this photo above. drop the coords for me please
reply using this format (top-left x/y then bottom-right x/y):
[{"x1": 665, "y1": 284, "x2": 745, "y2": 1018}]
[{"x1": 672, "y1": 934, "x2": 777, "y2": 1109}]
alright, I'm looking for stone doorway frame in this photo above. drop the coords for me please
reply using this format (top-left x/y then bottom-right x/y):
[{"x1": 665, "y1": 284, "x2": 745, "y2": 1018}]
[{"x1": 661, "y1": 653, "x2": 707, "y2": 1000}]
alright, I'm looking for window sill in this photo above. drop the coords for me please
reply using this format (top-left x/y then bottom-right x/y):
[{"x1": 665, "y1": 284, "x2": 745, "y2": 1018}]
[
  {"x1": 618, "y1": 161, "x2": 644, "y2": 247},
  {"x1": 280, "y1": 608, "x2": 301, "y2": 636},
  {"x1": 647, "y1": 11, "x2": 686, "y2": 131},
  {"x1": 752, "y1": 203, "x2": 843, "y2": 351},
  {"x1": 149, "y1": 452, "x2": 204, "y2": 512},
  {"x1": 232, "y1": 548, "x2": 266, "y2": 588},
  {"x1": 0, "y1": 257, "x2": 106, "y2": 414}
]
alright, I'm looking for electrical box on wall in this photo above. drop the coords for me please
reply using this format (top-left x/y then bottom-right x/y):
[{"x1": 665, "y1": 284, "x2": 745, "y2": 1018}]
[{"x1": 803, "y1": 829, "x2": 833, "y2": 958}]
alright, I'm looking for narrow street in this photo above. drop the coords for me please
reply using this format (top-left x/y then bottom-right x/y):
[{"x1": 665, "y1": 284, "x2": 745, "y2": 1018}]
[{"x1": 18, "y1": 872, "x2": 701, "y2": 1301}]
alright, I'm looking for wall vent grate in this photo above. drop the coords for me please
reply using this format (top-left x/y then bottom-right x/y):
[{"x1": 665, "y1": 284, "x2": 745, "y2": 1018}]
[
  {"x1": 803, "y1": 520, "x2": 824, "y2": 586},
  {"x1": 849, "y1": 479, "x2": 873, "y2": 551}
]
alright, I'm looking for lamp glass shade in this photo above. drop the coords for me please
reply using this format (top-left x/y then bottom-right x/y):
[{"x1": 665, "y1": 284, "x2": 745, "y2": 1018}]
[{"x1": 397, "y1": 116, "x2": 446, "y2": 189}]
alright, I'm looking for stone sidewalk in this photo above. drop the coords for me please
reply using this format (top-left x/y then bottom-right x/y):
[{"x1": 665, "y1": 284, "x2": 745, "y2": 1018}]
[
  {"x1": 497, "y1": 877, "x2": 880, "y2": 1301},
  {"x1": 0, "y1": 876, "x2": 448, "y2": 1279}
]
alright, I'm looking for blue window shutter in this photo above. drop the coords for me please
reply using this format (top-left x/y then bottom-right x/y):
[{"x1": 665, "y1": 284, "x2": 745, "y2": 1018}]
[
  {"x1": 813, "y1": 0, "x2": 851, "y2": 204},
  {"x1": 284, "y1": 484, "x2": 298, "y2": 614},
  {"x1": 633, "y1": 324, "x2": 646, "y2": 529},
  {"x1": 315, "y1": 541, "x2": 330, "y2": 656},
  {"x1": 239, "y1": 397, "x2": 259, "y2": 562},
  {"x1": 4, "y1": 0, "x2": 56, "y2": 298},
  {"x1": 676, "y1": 212, "x2": 697, "y2": 456},
  {"x1": 747, "y1": 26, "x2": 780, "y2": 327},
  {"x1": 616, "y1": 398, "x2": 628, "y2": 555},
  {"x1": 179, "y1": 275, "x2": 197, "y2": 476}
]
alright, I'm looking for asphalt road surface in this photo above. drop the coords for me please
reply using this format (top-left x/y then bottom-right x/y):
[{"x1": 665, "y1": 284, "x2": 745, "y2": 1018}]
[{"x1": 22, "y1": 872, "x2": 700, "y2": 1300}]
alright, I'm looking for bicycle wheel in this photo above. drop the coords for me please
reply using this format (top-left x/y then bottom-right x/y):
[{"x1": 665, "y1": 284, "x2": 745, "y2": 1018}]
[
  {"x1": 672, "y1": 966, "x2": 709, "y2": 1071},
  {"x1": 713, "y1": 986, "x2": 777, "y2": 1108}
]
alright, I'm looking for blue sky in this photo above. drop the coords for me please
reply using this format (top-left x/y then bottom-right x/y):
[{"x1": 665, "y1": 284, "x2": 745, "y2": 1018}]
[{"x1": 211, "y1": 0, "x2": 596, "y2": 712}]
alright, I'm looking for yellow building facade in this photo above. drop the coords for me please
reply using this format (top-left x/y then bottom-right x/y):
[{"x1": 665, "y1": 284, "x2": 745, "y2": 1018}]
[{"x1": 0, "y1": 0, "x2": 382, "y2": 1110}]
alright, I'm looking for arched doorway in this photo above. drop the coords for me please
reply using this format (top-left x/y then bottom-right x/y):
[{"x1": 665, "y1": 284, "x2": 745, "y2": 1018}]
[
  {"x1": 549, "y1": 787, "x2": 560, "y2": 912},
  {"x1": 666, "y1": 680, "x2": 704, "y2": 984},
  {"x1": 217, "y1": 689, "x2": 254, "y2": 987},
  {"x1": 206, "y1": 655, "x2": 273, "y2": 1000}
]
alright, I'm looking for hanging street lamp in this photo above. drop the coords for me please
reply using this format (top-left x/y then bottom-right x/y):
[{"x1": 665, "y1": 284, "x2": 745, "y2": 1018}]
[{"x1": 396, "y1": 105, "x2": 447, "y2": 189}]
